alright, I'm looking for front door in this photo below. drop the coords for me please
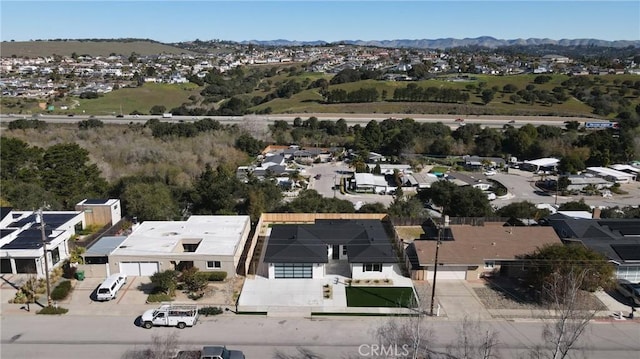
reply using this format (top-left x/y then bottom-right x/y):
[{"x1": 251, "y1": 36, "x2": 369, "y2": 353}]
[{"x1": 332, "y1": 245, "x2": 340, "y2": 260}]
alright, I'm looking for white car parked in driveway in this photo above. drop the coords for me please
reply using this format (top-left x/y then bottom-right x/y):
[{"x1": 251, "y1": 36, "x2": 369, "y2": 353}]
[{"x1": 484, "y1": 170, "x2": 497, "y2": 176}]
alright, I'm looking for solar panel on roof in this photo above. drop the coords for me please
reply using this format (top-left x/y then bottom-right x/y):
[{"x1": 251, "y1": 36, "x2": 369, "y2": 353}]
[
  {"x1": 611, "y1": 244, "x2": 640, "y2": 261},
  {"x1": 83, "y1": 199, "x2": 109, "y2": 205}
]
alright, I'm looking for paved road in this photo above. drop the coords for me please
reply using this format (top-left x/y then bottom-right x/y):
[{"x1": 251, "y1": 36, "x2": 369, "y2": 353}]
[{"x1": 1, "y1": 314, "x2": 639, "y2": 358}]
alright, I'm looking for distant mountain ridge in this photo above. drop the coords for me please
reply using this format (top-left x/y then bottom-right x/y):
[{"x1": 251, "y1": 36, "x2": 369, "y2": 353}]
[{"x1": 240, "y1": 36, "x2": 640, "y2": 49}]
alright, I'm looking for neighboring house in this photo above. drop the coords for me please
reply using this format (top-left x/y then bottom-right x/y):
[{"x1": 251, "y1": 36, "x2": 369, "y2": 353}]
[
  {"x1": 564, "y1": 175, "x2": 613, "y2": 192},
  {"x1": 405, "y1": 219, "x2": 562, "y2": 280},
  {"x1": 261, "y1": 219, "x2": 398, "y2": 280},
  {"x1": 586, "y1": 167, "x2": 636, "y2": 184},
  {"x1": 78, "y1": 235, "x2": 128, "y2": 278},
  {"x1": 350, "y1": 173, "x2": 390, "y2": 193},
  {"x1": 521, "y1": 158, "x2": 559, "y2": 173},
  {"x1": 108, "y1": 215, "x2": 251, "y2": 277},
  {"x1": 75, "y1": 198, "x2": 122, "y2": 227},
  {"x1": 0, "y1": 207, "x2": 85, "y2": 277},
  {"x1": 406, "y1": 172, "x2": 439, "y2": 189},
  {"x1": 547, "y1": 215, "x2": 640, "y2": 283}
]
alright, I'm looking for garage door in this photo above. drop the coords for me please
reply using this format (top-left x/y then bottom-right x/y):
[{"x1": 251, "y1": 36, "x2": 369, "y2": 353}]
[
  {"x1": 119, "y1": 262, "x2": 160, "y2": 277},
  {"x1": 426, "y1": 270, "x2": 466, "y2": 280}
]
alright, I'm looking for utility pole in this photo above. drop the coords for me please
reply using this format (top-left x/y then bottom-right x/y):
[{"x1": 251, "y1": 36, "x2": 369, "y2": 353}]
[
  {"x1": 37, "y1": 208, "x2": 52, "y2": 307},
  {"x1": 429, "y1": 219, "x2": 443, "y2": 316}
]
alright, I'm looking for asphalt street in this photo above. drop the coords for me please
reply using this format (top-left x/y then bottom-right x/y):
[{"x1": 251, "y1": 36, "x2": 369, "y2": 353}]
[{"x1": 1, "y1": 315, "x2": 639, "y2": 358}]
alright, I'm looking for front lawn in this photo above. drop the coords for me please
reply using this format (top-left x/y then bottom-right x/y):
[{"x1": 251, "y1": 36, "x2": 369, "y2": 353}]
[{"x1": 346, "y1": 286, "x2": 416, "y2": 308}]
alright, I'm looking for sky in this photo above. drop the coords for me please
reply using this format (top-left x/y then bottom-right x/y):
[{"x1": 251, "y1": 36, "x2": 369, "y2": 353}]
[{"x1": 1, "y1": 1, "x2": 639, "y2": 43}]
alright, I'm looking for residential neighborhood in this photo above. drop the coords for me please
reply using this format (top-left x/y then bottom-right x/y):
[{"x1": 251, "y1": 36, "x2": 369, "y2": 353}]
[{"x1": 2, "y1": 1, "x2": 640, "y2": 357}]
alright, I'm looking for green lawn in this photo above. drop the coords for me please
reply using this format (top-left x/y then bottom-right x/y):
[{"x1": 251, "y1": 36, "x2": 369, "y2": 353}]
[{"x1": 346, "y1": 286, "x2": 416, "y2": 308}]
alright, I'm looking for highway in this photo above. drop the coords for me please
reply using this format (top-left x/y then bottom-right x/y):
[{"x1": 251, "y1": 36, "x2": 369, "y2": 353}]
[{"x1": 0, "y1": 113, "x2": 589, "y2": 128}]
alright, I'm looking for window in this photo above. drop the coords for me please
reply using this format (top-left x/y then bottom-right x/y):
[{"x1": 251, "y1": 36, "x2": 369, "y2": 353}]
[
  {"x1": 342, "y1": 246, "x2": 347, "y2": 255},
  {"x1": 206, "y1": 261, "x2": 221, "y2": 269},
  {"x1": 51, "y1": 247, "x2": 60, "y2": 265},
  {"x1": 363, "y1": 263, "x2": 382, "y2": 272},
  {"x1": 484, "y1": 261, "x2": 495, "y2": 269},
  {"x1": 274, "y1": 263, "x2": 312, "y2": 278},
  {"x1": 1, "y1": 259, "x2": 12, "y2": 274}
]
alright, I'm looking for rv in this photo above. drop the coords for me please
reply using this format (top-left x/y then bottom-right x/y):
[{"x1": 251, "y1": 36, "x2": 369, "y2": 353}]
[{"x1": 141, "y1": 303, "x2": 199, "y2": 329}]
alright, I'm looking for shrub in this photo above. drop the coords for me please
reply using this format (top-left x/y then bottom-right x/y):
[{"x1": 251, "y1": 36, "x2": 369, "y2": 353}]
[
  {"x1": 50, "y1": 280, "x2": 72, "y2": 301},
  {"x1": 207, "y1": 271, "x2": 227, "y2": 281},
  {"x1": 181, "y1": 267, "x2": 209, "y2": 292},
  {"x1": 37, "y1": 306, "x2": 69, "y2": 315},
  {"x1": 63, "y1": 264, "x2": 77, "y2": 279},
  {"x1": 150, "y1": 270, "x2": 179, "y2": 295},
  {"x1": 146, "y1": 293, "x2": 173, "y2": 303},
  {"x1": 199, "y1": 306, "x2": 223, "y2": 316}
]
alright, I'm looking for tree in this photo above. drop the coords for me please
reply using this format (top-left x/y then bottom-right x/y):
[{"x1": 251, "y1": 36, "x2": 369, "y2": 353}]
[
  {"x1": 558, "y1": 199, "x2": 591, "y2": 212},
  {"x1": 520, "y1": 243, "x2": 615, "y2": 294},
  {"x1": 528, "y1": 268, "x2": 601, "y2": 359},
  {"x1": 149, "y1": 105, "x2": 166, "y2": 115},
  {"x1": 496, "y1": 201, "x2": 549, "y2": 219},
  {"x1": 41, "y1": 143, "x2": 108, "y2": 208},
  {"x1": 446, "y1": 316, "x2": 500, "y2": 359},
  {"x1": 357, "y1": 202, "x2": 387, "y2": 213},
  {"x1": 149, "y1": 270, "x2": 179, "y2": 296},
  {"x1": 119, "y1": 181, "x2": 178, "y2": 221},
  {"x1": 481, "y1": 89, "x2": 495, "y2": 105},
  {"x1": 121, "y1": 333, "x2": 180, "y2": 359}
]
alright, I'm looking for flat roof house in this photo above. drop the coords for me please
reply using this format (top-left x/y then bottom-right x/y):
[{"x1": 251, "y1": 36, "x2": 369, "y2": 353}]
[
  {"x1": 108, "y1": 215, "x2": 251, "y2": 277},
  {"x1": 406, "y1": 220, "x2": 562, "y2": 280},
  {"x1": 0, "y1": 208, "x2": 84, "y2": 277},
  {"x1": 261, "y1": 219, "x2": 398, "y2": 280}
]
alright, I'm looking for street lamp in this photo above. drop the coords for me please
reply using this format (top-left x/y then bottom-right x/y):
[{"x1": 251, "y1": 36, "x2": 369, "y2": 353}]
[
  {"x1": 36, "y1": 208, "x2": 52, "y2": 307},
  {"x1": 430, "y1": 216, "x2": 444, "y2": 316}
]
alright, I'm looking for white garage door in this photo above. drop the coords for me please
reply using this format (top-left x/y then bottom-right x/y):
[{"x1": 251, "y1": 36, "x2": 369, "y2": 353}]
[
  {"x1": 119, "y1": 262, "x2": 159, "y2": 277},
  {"x1": 426, "y1": 270, "x2": 467, "y2": 280}
]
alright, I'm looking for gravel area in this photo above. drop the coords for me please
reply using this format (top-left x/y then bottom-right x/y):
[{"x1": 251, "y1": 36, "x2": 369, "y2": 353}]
[{"x1": 473, "y1": 279, "x2": 608, "y2": 311}]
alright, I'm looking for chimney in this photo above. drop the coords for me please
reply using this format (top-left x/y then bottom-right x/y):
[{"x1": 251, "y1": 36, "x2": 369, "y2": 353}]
[{"x1": 592, "y1": 208, "x2": 601, "y2": 219}]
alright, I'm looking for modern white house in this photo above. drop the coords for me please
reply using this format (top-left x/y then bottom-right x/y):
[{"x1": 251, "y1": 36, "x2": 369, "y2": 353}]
[
  {"x1": 0, "y1": 207, "x2": 85, "y2": 277},
  {"x1": 108, "y1": 215, "x2": 251, "y2": 277},
  {"x1": 260, "y1": 219, "x2": 399, "y2": 280}
]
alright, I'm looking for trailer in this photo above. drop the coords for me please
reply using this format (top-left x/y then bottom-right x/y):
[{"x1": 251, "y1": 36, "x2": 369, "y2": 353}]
[{"x1": 141, "y1": 303, "x2": 198, "y2": 329}]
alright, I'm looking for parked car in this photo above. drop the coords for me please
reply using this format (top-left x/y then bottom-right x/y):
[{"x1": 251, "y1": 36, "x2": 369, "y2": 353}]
[
  {"x1": 484, "y1": 170, "x2": 497, "y2": 176},
  {"x1": 455, "y1": 118, "x2": 465, "y2": 122},
  {"x1": 314, "y1": 174, "x2": 322, "y2": 180},
  {"x1": 175, "y1": 346, "x2": 245, "y2": 359},
  {"x1": 617, "y1": 279, "x2": 640, "y2": 306}
]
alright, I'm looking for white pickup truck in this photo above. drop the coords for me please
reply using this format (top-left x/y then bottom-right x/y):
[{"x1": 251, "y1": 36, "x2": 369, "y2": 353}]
[{"x1": 141, "y1": 304, "x2": 198, "y2": 329}]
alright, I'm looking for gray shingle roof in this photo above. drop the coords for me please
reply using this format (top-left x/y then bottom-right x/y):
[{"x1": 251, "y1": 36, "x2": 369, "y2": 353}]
[{"x1": 264, "y1": 219, "x2": 396, "y2": 264}]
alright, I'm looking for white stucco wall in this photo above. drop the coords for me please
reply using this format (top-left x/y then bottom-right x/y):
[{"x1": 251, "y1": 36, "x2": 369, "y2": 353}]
[{"x1": 351, "y1": 263, "x2": 395, "y2": 280}]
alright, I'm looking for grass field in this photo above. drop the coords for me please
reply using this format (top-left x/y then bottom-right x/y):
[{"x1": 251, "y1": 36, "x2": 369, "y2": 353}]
[
  {"x1": 0, "y1": 40, "x2": 195, "y2": 57},
  {"x1": 75, "y1": 83, "x2": 201, "y2": 115},
  {"x1": 346, "y1": 286, "x2": 416, "y2": 308}
]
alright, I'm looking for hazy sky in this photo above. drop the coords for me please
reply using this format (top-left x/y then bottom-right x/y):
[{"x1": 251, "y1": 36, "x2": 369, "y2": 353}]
[{"x1": 1, "y1": 1, "x2": 639, "y2": 43}]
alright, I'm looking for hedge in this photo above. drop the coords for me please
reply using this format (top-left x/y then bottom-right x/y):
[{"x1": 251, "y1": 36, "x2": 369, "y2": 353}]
[
  {"x1": 208, "y1": 271, "x2": 227, "y2": 281},
  {"x1": 37, "y1": 306, "x2": 69, "y2": 315},
  {"x1": 50, "y1": 280, "x2": 72, "y2": 300},
  {"x1": 199, "y1": 306, "x2": 223, "y2": 316}
]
